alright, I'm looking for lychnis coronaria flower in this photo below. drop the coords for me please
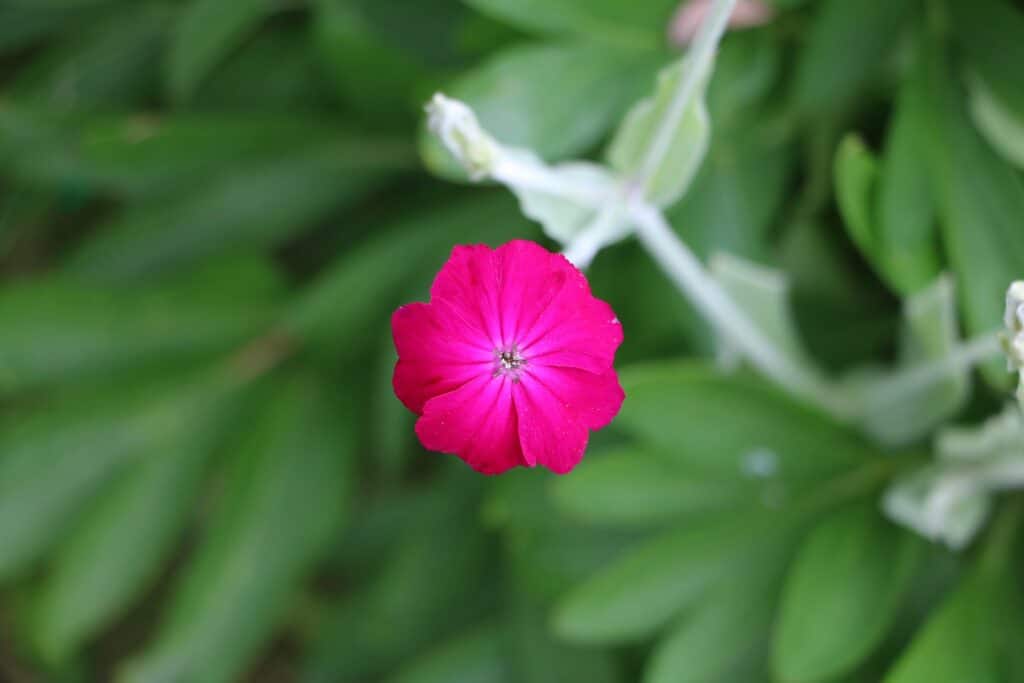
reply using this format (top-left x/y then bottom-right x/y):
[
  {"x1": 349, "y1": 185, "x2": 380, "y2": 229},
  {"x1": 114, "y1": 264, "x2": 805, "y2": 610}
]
[{"x1": 391, "y1": 240, "x2": 624, "y2": 475}]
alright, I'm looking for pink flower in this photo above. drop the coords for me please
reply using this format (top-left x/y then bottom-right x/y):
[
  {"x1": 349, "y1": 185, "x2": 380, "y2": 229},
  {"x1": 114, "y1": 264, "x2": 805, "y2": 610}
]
[
  {"x1": 391, "y1": 240, "x2": 625, "y2": 475},
  {"x1": 669, "y1": 0, "x2": 774, "y2": 46}
]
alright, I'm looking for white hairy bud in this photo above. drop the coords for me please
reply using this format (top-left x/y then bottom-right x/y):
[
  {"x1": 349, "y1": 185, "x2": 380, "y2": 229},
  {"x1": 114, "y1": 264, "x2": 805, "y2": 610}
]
[
  {"x1": 425, "y1": 93, "x2": 501, "y2": 181},
  {"x1": 1003, "y1": 281, "x2": 1024, "y2": 403},
  {"x1": 1004, "y1": 282, "x2": 1024, "y2": 364}
]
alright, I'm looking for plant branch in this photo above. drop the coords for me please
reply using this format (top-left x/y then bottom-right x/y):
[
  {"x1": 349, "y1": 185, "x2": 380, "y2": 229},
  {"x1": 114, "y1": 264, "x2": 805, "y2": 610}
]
[
  {"x1": 634, "y1": 0, "x2": 736, "y2": 193},
  {"x1": 493, "y1": 155, "x2": 607, "y2": 207},
  {"x1": 561, "y1": 203, "x2": 622, "y2": 268},
  {"x1": 869, "y1": 331, "x2": 1004, "y2": 405},
  {"x1": 620, "y1": 0, "x2": 849, "y2": 411},
  {"x1": 628, "y1": 201, "x2": 852, "y2": 418}
]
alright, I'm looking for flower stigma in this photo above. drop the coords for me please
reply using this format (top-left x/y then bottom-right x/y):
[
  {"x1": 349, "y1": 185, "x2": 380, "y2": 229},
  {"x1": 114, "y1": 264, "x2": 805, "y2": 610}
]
[{"x1": 495, "y1": 347, "x2": 526, "y2": 380}]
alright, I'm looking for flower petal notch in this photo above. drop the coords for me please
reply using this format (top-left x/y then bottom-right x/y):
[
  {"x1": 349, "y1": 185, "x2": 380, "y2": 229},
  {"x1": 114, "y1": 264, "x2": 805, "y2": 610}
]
[{"x1": 391, "y1": 240, "x2": 625, "y2": 475}]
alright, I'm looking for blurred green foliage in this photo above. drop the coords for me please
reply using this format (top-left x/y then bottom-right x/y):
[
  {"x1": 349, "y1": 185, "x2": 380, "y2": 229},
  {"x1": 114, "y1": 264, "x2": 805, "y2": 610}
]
[{"x1": 1, "y1": 0, "x2": 1024, "y2": 682}]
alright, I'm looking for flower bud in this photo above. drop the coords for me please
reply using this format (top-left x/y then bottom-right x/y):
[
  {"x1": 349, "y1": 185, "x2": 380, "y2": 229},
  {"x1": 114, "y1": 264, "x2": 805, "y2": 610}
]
[
  {"x1": 1003, "y1": 282, "x2": 1024, "y2": 403},
  {"x1": 1005, "y1": 282, "x2": 1024, "y2": 337},
  {"x1": 425, "y1": 93, "x2": 500, "y2": 180}
]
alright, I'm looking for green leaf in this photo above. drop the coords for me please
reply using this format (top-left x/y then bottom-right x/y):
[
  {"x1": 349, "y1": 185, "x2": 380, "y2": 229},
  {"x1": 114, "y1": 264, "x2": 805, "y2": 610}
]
[
  {"x1": 773, "y1": 501, "x2": 925, "y2": 683},
  {"x1": 284, "y1": 195, "x2": 533, "y2": 355},
  {"x1": 390, "y1": 624, "x2": 511, "y2": 683},
  {"x1": 711, "y1": 253, "x2": 818, "y2": 377},
  {"x1": 705, "y1": 30, "x2": 783, "y2": 130},
  {"x1": 421, "y1": 42, "x2": 662, "y2": 179},
  {"x1": 884, "y1": 565, "x2": 1004, "y2": 683},
  {"x1": 848, "y1": 275, "x2": 969, "y2": 446},
  {"x1": 646, "y1": 563, "x2": 782, "y2": 683},
  {"x1": 303, "y1": 469, "x2": 491, "y2": 681},
  {"x1": 329, "y1": 487, "x2": 441, "y2": 579},
  {"x1": 484, "y1": 468, "x2": 640, "y2": 604},
  {"x1": 311, "y1": 0, "x2": 427, "y2": 120},
  {"x1": 607, "y1": 55, "x2": 710, "y2": 208},
  {"x1": 72, "y1": 116, "x2": 391, "y2": 198},
  {"x1": 0, "y1": 258, "x2": 280, "y2": 393},
  {"x1": 0, "y1": 366, "x2": 244, "y2": 581},
  {"x1": 120, "y1": 372, "x2": 353, "y2": 683},
  {"x1": 0, "y1": 186, "x2": 51, "y2": 258},
  {"x1": 392, "y1": 607, "x2": 624, "y2": 683},
  {"x1": 344, "y1": 0, "x2": 472, "y2": 68},
  {"x1": 916, "y1": 40, "x2": 1024, "y2": 385},
  {"x1": 552, "y1": 447, "x2": 756, "y2": 527},
  {"x1": 875, "y1": 77, "x2": 942, "y2": 295},
  {"x1": 997, "y1": 563, "x2": 1024, "y2": 682},
  {"x1": 792, "y1": 0, "x2": 910, "y2": 115},
  {"x1": 0, "y1": 4, "x2": 114, "y2": 53},
  {"x1": 71, "y1": 116, "x2": 320, "y2": 196},
  {"x1": 834, "y1": 133, "x2": 880, "y2": 273},
  {"x1": 777, "y1": 227, "x2": 898, "y2": 373},
  {"x1": 896, "y1": 275, "x2": 969, "y2": 411},
  {"x1": 189, "y1": 26, "x2": 331, "y2": 111},
  {"x1": 945, "y1": 0, "x2": 1024, "y2": 118},
  {"x1": 64, "y1": 149, "x2": 386, "y2": 281},
  {"x1": 7, "y1": 2, "x2": 170, "y2": 110},
  {"x1": 834, "y1": 116, "x2": 945, "y2": 307},
  {"x1": 553, "y1": 509, "x2": 798, "y2": 644},
  {"x1": 3, "y1": 0, "x2": 114, "y2": 7},
  {"x1": 615, "y1": 361, "x2": 874, "y2": 480},
  {"x1": 370, "y1": 338, "x2": 416, "y2": 482},
  {"x1": 666, "y1": 124, "x2": 793, "y2": 263},
  {"x1": 168, "y1": 0, "x2": 273, "y2": 102},
  {"x1": 28, "y1": 413, "x2": 228, "y2": 664},
  {"x1": 505, "y1": 595, "x2": 623, "y2": 683},
  {"x1": 968, "y1": 72, "x2": 1024, "y2": 170},
  {"x1": 0, "y1": 106, "x2": 408, "y2": 200},
  {"x1": 460, "y1": 0, "x2": 677, "y2": 49}
]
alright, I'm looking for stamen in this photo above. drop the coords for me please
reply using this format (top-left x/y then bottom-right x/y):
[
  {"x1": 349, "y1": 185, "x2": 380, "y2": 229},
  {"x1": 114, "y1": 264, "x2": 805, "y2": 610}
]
[
  {"x1": 500, "y1": 350, "x2": 523, "y2": 370},
  {"x1": 494, "y1": 347, "x2": 526, "y2": 379}
]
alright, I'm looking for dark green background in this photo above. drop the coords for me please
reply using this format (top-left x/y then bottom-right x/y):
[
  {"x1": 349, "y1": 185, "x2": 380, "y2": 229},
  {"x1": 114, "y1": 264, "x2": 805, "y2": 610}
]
[{"x1": 1, "y1": 0, "x2": 1024, "y2": 681}]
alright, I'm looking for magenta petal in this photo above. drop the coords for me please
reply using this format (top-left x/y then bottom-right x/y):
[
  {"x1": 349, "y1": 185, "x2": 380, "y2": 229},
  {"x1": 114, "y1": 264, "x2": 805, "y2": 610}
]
[
  {"x1": 391, "y1": 302, "x2": 491, "y2": 363},
  {"x1": 520, "y1": 281, "x2": 623, "y2": 374},
  {"x1": 529, "y1": 366, "x2": 625, "y2": 431},
  {"x1": 393, "y1": 358, "x2": 482, "y2": 415},
  {"x1": 513, "y1": 379, "x2": 589, "y2": 475},
  {"x1": 391, "y1": 302, "x2": 491, "y2": 414},
  {"x1": 416, "y1": 375, "x2": 525, "y2": 475},
  {"x1": 430, "y1": 245, "x2": 503, "y2": 348},
  {"x1": 494, "y1": 240, "x2": 567, "y2": 345}
]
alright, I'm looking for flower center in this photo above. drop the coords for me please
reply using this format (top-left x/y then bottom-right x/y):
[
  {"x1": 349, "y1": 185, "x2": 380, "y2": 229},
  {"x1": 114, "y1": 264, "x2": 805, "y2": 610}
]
[
  {"x1": 499, "y1": 350, "x2": 524, "y2": 370},
  {"x1": 494, "y1": 346, "x2": 526, "y2": 379}
]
